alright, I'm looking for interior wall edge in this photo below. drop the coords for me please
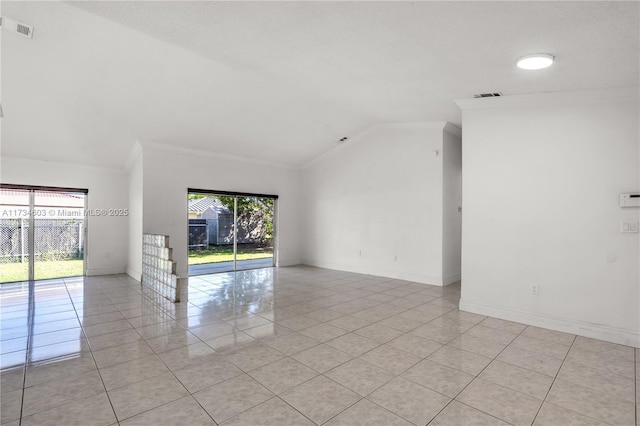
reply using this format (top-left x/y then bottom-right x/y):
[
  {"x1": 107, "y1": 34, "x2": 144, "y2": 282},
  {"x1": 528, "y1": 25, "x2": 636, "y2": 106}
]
[
  {"x1": 124, "y1": 141, "x2": 143, "y2": 173},
  {"x1": 443, "y1": 122, "x2": 462, "y2": 137},
  {"x1": 301, "y1": 120, "x2": 451, "y2": 170},
  {"x1": 443, "y1": 274, "x2": 461, "y2": 285},
  {"x1": 126, "y1": 267, "x2": 142, "y2": 282}
]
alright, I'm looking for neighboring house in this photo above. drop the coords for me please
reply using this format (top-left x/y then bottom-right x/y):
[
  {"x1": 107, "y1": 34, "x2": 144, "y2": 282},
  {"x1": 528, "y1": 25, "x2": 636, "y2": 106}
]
[
  {"x1": 187, "y1": 197, "x2": 265, "y2": 248},
  {"x1": 188, "y1": 197, "x2": 233, "y2": 247},
  {"x1": 187, "y1": 197, "x2": 230, "y2": 219},
  {"x1": 1, "y1": 190, "x2": 85, "y2": 217}
]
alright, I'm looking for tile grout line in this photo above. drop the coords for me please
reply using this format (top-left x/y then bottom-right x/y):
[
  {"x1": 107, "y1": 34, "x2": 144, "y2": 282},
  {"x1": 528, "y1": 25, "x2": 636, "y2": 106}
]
[
  {"x1": 16, "y1": 279, "x2": 36, "y2": 426},
  {"x1": 64, "y1": 277, "x2": 121, "y2": 426},
  {"x1": 99, "y1": 275, "x2": 192, "y2": 424},
  {"x1": 317, "y1": 364, "x2": 386, "y2": 425},
  {"x1": 79, "y1": 276, "x2": 175, "y2": 420},
  {"x1": 7, "y1": 270, "x2": 631, "y2": 426},
  {"x1": 218, "y1": 335, "x2": 327, "y2": 424},
  {"x1": 115, "y1": 269, "x2": 308, "y2": 425},
  {"x1": 528, "y1": 333, "x2": 577, "y2": 425},
  {"x1": 287, "y1": 307, "x2": 417, "y2": 425},
  {"x1": 11, "y1": 278, "x2": 113, "y2": 423},
  {"x1": 317, "y1": 307, "x2": 494, "y2": 425},
  {"x1": 240, "y1": 282, "x2": 457, "y2": 425},
  {"x1": 182, "y1": 278, "x2": 442, "y2": 425},
  {"x1": 225, "y1": 394, "x2": 319, "y2": 426},
  {"x1": 424, "y1": 319, "x2": 531, "y2": 426},
  {"x1": 108, "y1": 278, "x2": 217, "y2": 425},
  {"x1": 518, "y1": 334, "x2": 631, "y2": 426},
  {"x1": 106, "y1": 274, "x2": 163, "y2": 425}
]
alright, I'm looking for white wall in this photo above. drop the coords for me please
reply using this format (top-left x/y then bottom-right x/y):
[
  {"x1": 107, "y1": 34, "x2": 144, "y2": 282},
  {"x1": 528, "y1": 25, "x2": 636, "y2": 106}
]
[
  {"x1": 138, "y1": 144, "x2": 302, "y2": 278},
  {"x1": 458, "y1": 89, "x2": 640, "y2": 347},
  {"x1": 442, "y1": 127, "x2": 462, "y2": 284},
  {"x1": 302, "y1": 122, "x2": 454, "y2": 284},
  {"x1": 126, "y1": 144, "x2": 143, "y2": 280},
  {"x1": 0, "y1": 157, "x2": 129, "y2": 275}
]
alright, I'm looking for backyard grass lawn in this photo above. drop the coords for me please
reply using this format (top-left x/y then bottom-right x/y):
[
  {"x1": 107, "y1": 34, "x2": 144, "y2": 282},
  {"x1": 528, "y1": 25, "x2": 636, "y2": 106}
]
[
  {"x1": 1, "y1": 260, "x2": 84, "y2": 283},
  {"x1": 188, "y1": 246, "x2": 273, "y2": 265}
]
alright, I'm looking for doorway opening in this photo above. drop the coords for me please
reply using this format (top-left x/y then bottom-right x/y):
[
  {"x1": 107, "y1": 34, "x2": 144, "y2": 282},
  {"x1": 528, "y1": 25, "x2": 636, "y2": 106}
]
[
  {"x1": 187, "y1": 189, "x2": 276, "y2": 276},
  {"x1": 0, "y1": 185, "x2": 87, "y2": 283}
]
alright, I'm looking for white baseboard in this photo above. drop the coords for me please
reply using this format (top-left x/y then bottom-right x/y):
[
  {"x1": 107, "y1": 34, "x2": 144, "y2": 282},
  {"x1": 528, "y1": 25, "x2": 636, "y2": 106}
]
[
  {"x1": 301, "y1": 258, "x2": 443, "y2": 286},
  {"x1": 276, "y1": 258, "x2": 301, "y2": 267},
  {"x1": 459, "y1": 298, "x2": 640, "y2": 348},
  {"x1": 126, "y1": 267, "x2": 142, "y2": 282},
  {"x1": 86, "y1": 267, "x2": 126, "y2": 276},
  {"x1": 443, "y1": 273, "x2": 461, "y2": 285}
]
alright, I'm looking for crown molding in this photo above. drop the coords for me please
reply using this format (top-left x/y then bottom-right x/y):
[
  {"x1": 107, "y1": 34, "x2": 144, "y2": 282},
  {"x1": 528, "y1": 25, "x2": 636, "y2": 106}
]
[
  {"x1": 443, "y1": 122, "x2": 462, "y2": 137},
  {"x1": 138, "y1": 141, "x2": 300, "y2": 171},
  {"x1": 455, "y1": 87, "x2": 639, "y2": 110},
  {"x1": 0, "y1": 155, "x2": 126, "y2": 174}
]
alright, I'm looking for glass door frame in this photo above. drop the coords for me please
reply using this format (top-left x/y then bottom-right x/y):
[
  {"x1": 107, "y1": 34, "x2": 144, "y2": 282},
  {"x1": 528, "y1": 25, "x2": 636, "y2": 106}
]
[
  {"x1": 0, "y1": 184, "x2": 88, "y2": 281},
  {"x1": 187, "y1": 188, "x2": 278, "y2": 275}
]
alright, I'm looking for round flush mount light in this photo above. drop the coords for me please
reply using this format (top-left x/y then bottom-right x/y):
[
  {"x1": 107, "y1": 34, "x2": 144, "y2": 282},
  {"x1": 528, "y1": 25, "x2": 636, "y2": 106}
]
[{"x1": 517, "y1": 53, "x2": 554, "y2": 70}]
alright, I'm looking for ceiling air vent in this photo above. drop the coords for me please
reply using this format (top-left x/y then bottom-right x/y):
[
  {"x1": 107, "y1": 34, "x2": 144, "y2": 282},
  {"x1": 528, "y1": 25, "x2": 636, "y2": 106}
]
[
  {"x1": 0, "y1": 16, "x2": 34, "y2": 39},
  {"x1": 16, "y1": 23, "x2": 33, "y2": 38},
  {"x1": 473, "y1": 92, "x2": 503, "y2": 98}
]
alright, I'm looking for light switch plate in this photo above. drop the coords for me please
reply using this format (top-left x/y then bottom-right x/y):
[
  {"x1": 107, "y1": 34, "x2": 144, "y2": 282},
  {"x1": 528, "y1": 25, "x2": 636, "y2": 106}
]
[{"x1": 621, "y1": 222, "x2": 639, "y2": 233}]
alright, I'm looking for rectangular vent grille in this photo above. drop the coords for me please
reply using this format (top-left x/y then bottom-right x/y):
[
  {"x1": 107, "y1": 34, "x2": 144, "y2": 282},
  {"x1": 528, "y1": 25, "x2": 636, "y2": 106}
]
[
  {"x1": 0, "y1": 16, "x2": 34, "y2": 39},
  {"x1": 473, "y1": 92, "x2": 503, "y2": 98},
  {"x1": 16, "y1": 23, "x2": 32, "y2": 38}
]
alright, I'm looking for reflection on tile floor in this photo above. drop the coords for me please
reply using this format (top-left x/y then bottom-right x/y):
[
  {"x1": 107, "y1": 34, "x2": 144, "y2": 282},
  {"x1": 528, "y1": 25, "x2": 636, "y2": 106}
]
[{"x1": 0, "y1": 266, "x2": 637, "y2": 425}]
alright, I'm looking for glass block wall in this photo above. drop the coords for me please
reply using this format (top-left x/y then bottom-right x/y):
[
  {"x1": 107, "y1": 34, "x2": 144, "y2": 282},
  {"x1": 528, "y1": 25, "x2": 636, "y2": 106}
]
[{"x1": 142, "y1": 234, "x2": 180, "y2": 302}]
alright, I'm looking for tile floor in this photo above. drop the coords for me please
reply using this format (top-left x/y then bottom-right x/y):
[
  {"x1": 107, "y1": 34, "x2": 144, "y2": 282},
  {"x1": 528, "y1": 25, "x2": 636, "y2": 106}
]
[{"x1": 0, "y1": 266, "x2": 637, "y2": 425}]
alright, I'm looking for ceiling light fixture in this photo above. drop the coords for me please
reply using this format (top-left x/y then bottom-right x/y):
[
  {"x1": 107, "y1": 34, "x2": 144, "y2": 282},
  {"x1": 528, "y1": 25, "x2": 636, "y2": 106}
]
[{"x1": 517, "y1": 53, "x2": 554, "y2": 70}]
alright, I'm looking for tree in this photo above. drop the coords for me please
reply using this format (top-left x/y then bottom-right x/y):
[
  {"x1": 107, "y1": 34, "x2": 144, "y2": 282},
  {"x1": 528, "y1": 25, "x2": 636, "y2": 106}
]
[{"x1": 217, "y1": 196, "x2": 274, "y2": 245}]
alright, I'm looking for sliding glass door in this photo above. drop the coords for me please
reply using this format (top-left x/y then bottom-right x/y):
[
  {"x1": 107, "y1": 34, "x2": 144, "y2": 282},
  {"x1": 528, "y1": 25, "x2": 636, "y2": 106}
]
[
  {"x1": 33, "y1": 190, "x2": 86, "y2": 280},
  {"x1": 187, "y1": 190, "x2": 276, "y2": 276},
  {"x1": 0, "y1": 186, "x2": 86, "y2": 283},
  {"x1": 234, "y1": 196, "x2": 275, "y2": 271},
  {"x1": 0, "y1": 188, "x2": 30, "y2": 282}
]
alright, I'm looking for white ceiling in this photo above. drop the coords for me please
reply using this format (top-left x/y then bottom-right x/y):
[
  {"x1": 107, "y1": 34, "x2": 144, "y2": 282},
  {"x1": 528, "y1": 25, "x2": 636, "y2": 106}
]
[{"x1": 1, "y1": 1, "x2": 638, "y2": 169}]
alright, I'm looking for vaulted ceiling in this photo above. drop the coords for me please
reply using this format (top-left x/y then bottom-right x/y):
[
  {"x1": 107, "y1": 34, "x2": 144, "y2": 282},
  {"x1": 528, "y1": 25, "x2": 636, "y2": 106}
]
[{"x1": 1, "y1": 1, "x2": 638, "y2": 169}]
